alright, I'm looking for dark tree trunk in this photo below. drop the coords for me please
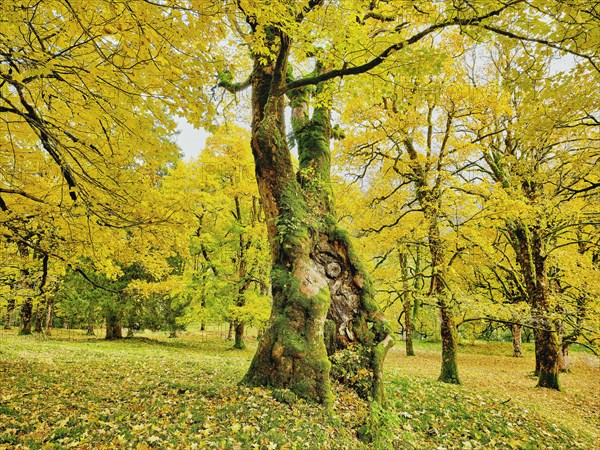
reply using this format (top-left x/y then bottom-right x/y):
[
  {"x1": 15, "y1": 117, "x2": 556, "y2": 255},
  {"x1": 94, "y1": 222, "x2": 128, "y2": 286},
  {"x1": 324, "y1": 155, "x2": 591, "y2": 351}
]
[
  {"x1": 227, "y1": 321, "x2": 234, "y2": 340},
  {"x1": 86, "y1": 321, "x2": 95, "y2": 336},
  {"x1": 404, "y1": 301, "x2": 415, "y2": 357},
  {"x1": 402, "y1": 134, "x2": 459, "y2": 384},
  {"x1": 233, "y1": 321, "x2": 245, "y2": 350},
  {"x1": 534, "y1": 314, "x2": 560, "y2": 389},
  {"x1": 19, "y1": 298, "x2": 33, "y2": 335},
  {"x1": 400, "y1": 249, "x2": 415, "y2": 356},
  {"x1": 559, "y1": 343, "x2": 570, "y2": 372},
  {"x1": 232, "y1": 195, "x2": 249, "y2": 351},
  {"x1": 105, "y1": 311, "x2": 122, "y2": 340},
  {"x1": 240, "y1": 44, "x2": 393, "y2": 405},
  {"x1": 34, "y1": 303, "x2": 43, "y2": 333},
  {"x1": 428, "y1": 213, "x2": 460, "y2": 384},
  {"x1": 512, "y1": 224, "x2": 560, "y2": 390},
  {"x1": 44, "y1": 296, "x2": 54, "y2": 335},
  {"x1": 511, "y1": 323, "x2": 524, "y2": 358},
  {"x1": 4, "y1": 298, "x2": 15, "y2": 329},
  {"x1": 438, "y1": 300, "x2": 460, "y2": 384},
  {"x1": 534, "y1": 328, "x2": 541, "y2": 375}
]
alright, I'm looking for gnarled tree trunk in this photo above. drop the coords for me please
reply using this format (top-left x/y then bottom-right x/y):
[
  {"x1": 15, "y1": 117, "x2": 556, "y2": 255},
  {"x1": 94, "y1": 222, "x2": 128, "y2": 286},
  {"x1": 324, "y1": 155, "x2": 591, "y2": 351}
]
[
  {"x1": 239, "y1": 43, "x2": 393, "y2": 404},
  {"x1": 19, "y1": 298, "x2": 33, "y2": 335}
]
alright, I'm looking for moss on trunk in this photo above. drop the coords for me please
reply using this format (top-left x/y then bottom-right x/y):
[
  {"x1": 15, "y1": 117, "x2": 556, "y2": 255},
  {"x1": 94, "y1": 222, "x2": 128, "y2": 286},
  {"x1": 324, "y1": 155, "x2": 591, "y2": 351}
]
[
  {"x1": 19, "y1": 298, "x2": 33, "y2": 335},
  {"x1": 438, "y1": 302, "x2": 460, "y2": 384},
  {"x1": 241, "y1": 40, "x2": 392, "y2": 406}
]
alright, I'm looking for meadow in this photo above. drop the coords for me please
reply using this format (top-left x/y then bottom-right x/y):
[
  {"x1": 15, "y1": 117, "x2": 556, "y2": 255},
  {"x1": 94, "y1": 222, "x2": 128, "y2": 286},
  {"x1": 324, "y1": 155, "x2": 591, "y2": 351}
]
[{"x1": 0, "y1": 329, "x2": 598, "y2": 449}]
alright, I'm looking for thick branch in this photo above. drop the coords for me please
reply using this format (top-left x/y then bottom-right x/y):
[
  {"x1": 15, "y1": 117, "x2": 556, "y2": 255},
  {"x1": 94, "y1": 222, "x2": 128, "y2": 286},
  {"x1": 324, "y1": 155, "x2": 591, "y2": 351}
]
[{"x1": 283, "y1": 3, "x2": 523, "y2": 93}]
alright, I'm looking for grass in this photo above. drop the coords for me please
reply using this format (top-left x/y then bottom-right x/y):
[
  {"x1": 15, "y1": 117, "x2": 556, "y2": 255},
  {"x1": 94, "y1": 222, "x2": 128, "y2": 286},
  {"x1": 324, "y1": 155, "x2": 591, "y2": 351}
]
[{"x1": 0, "y1": 328, "x2": 598, "y2": 449}]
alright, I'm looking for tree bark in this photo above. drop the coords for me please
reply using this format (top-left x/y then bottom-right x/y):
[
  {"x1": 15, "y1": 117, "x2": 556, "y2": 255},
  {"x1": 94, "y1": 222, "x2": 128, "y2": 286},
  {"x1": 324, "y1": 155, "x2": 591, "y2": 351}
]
[
  {"x1": 511, "y1": 323, "x2": 524, "y2": 358},
  {"x1": 19, "y1": 297, "x2": 33, "y2": 335},
  {"x1": 44, "y1": 296, "x2": 54, "y2": 335},
  {"x1": 559, "y1": 343, "x2": 570, "y2": 372},
  {"x1": 34, "y1": 303, "x2": 43, "y2": 333},
  {"x1": 240, "y1": 43, "x2": 393, "y2": 404},
  {"x1": 4, "y1": 298, "x2": 15, "y2": 329},
  {"x1": 511, "y1": 224, "x2": 560, "y2": 390},
  {"x1": 400, "y1": 249, "x2": 415, "y2": 356},
  {"x1": 428, "y1": 212, "x2": 460, "y2": 384},
  {"x1": 105, "y1": 311, "x2": 122, "y2": 340},
  {"x1": 234, "y1": 321, "x2": 246, "y2": 350}
]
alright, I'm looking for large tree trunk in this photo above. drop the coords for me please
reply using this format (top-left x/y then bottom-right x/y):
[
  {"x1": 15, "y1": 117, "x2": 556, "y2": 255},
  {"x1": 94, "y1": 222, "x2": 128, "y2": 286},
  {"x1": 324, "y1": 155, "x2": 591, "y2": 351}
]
[
  {"x1": 105, "y1": 311, "x2": 122, "y2": 340},
  {"x1": 241, "y1": 45, "x2": 393, "y2": 405},
  {"x1": 438, "y1": 299, "x2": 460, "y2": 384},
  {"x1": 511, "y1": 323, "x2": 524, "y2": 358},
  {"x1": 512, "y1": 224, "x2": 560, "y2": 390},
  {"x1": 19, "y1": 298, "x2": 33, "y2": 335}
]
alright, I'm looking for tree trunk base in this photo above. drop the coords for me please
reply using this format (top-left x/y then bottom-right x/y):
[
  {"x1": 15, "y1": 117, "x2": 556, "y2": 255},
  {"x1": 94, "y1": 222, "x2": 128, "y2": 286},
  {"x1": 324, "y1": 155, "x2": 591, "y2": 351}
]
[{"x1": 537, "y1": 370, "x2": 560, "y2": 390}]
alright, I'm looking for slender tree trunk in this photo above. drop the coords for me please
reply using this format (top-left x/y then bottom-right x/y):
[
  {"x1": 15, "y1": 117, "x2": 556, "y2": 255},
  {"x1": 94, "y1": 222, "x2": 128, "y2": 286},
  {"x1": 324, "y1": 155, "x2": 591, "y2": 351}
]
[
  {"x1": 227, "y1": 321, "x2": 234, "y2": 340},
  {"x1": 234, "y1": 321, "x2": 246, "y2": 350},
  {"x1": 559, "y1": 343, "x2": 570, "y2": 372},
  {"x1": 511, "y1": 323, "x2": 523, "y2": 357},
  {"x1": 404, "y1": 302, "x2": 415, "y2": 357},
  {"x1": 34, "y1": 303, "x2": 43, "y2": 333},
  {"x1": 533, "y1": 328, "x2": 541, "y2": 375},
  {"x1": 400, "y1": 249, "x2": 415, "y2": 356},
  {"x1": 44, "y1": 296, "x2": 54, "y2": 335},
  {"x1": 232, "y1": 196, "x2": 248, "y2": 351},
  {"x1": 4, "y1": 298, "x2": 15, "y2": 329},
  {"x1": 429, "y1": 216, "x2": 460, "y2": 384},
  {"x1": 86, "y1": 321, "x2": 95, "y2": 336},
  {"x1": 19, "y1": 298, "x2": 33, "y2": 335}
]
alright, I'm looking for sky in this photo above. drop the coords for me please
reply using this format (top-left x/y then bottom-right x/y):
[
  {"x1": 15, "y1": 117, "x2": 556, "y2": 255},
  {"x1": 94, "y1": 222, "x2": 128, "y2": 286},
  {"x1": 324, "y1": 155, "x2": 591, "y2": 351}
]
[{"x1": 175, "y1": 117, "x2": 208, "y2": 161}]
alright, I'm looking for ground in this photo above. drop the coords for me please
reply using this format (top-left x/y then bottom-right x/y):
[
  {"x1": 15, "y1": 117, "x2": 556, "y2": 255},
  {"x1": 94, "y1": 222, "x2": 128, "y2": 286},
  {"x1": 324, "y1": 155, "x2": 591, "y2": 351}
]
[{"x1": 0, "y1": 328, "x2": 598, "y2": 449}]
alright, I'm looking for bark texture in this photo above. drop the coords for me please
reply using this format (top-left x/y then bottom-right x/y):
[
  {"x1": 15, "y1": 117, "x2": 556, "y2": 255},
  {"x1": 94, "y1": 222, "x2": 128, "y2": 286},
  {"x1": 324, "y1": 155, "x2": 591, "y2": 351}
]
[
  {"x1": 240, "y1": 38, "x2": 393, "y2": 404},
  {"x1": 4, "y1": 298, "x2": 15, "y2": 329},
  {"x1": 511, "y1": 323, "x2": 524, "y2": 358},
  {"x1": 105, "y1": 311, "x2": 122, "y2": 340},
  {"x1": 19, "y1": 298, "x2": 33, "y2": 335}
]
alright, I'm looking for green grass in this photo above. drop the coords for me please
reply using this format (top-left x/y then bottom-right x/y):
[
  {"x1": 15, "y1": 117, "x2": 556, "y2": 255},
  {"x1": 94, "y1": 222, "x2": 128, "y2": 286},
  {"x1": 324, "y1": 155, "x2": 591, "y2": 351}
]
[{"x1": 0, "y1": 329, "x2": 598, "y2": 449}]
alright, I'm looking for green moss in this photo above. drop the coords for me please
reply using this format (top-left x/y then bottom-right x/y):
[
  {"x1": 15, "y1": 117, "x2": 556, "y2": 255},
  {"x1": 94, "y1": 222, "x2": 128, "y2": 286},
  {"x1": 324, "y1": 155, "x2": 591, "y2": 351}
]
[
  {"x1": 352, "y1": 314, "x2": 374, "y2": 344},
  {"x1": 324, "y1": 319, "x2": 337, "y2": 355},
  {"x1": 281, "y1": 329, "x2": 307, "y2": 356},
  {"x1": 276, "y1": 182, "x2": 309, "y2": 253}
]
